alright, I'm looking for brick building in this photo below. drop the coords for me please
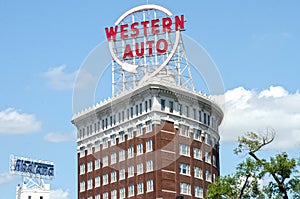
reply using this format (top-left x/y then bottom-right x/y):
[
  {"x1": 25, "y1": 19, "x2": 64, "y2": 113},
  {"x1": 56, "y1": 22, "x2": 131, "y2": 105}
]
[{"x1": 72, "y1": 82, "x2": 223, "y2": 199}]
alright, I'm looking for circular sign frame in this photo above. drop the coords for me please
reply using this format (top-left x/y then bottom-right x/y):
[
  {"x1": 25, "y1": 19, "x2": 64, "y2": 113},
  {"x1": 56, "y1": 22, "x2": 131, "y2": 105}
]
[{"x1": 108, "y1": 4, "x2": 181, "y2": 74}]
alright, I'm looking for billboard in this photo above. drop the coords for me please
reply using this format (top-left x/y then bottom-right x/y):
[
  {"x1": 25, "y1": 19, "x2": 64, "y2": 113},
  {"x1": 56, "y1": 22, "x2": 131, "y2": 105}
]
[{"x1": 10, "y1": 155, "x2": 54, "y2": 180}]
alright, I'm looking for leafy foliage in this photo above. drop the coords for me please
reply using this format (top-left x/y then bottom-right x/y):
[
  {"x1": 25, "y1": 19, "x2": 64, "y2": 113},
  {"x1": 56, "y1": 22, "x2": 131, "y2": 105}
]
[{"x1": 206, "y1": 131, "x2": 300, "y2": 199}]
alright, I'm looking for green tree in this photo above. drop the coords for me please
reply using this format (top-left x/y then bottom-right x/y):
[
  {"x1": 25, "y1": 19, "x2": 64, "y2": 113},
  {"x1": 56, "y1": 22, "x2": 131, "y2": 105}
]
[{"x1": 206, "y1": 131, "x2": 300, "y2": 199}]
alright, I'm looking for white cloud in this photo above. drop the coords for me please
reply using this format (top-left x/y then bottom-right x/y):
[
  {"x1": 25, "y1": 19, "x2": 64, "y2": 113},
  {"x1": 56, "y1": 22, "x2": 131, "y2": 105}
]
[
  {"x1": 0, "y1": 173, "x2": 15, "y2": 185},
  {"x1": 43, "y1": 65, "x2": 77, "y2": 90},
  {"x1": 0, "y1": 108, "x2": 41, "y2": 134},
  {"x1": 220, "y1": 86, "x2": 300, "y2": 149},
  {"x1": 43, "y1": 65, "x2": 97, "y2": 90},
  {"x1": 50, "y1": 189, "x2": 69, "y2": 199},
  {"x1": 44, "y1": 132, "x2": 75, "y2": 143}
]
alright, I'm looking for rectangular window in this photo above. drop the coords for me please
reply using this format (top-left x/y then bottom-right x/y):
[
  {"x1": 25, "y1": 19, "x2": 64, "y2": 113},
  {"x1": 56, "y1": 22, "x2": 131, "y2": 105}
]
[
  {"x1": 110, "y1": 116, "x2": 113, "y2": 126},
  {"x1": 95, "y1": 141, "x2": 100, "y2": 152},
  {"x1": 137, "y1": 124, "x2": 143, "y2": 136},
  {"x1": 95, "y1": 176, "x2": 100, "y2": 187},
  {"x1": 139, "y1": 103, "x2": 142, "y2": 114},
  {"x1": 193, "y1": 108, "x2": 196, "y2": 120},
  {"x1": 206, "y1": 170, "x2": 211, "y2": 182},
  {"x1": 118, "y1": 112, "x2": 121, "y2": 123},
  {"x1": 146, "y1": 160, "x2": 153, "y2": 172},
  {"x1": 193, "y1": 129, "x2": 201, "y2": 141},
  {"x1": 113, "y1": 114, "x2": 116, "y2": 125},
  {"x1": 87, "y1": 178, "x2": 93, "y2": 190},
  {"x1": 149, "y1": 99, "x2": 152, "y2": 110},
  {"x1": 179, "y1": 104, "x2": 182, "y2": 115},
  {"x1": 87, "y1": 145, "x2": 92, "y2": 155},
  {"x1": 120, "y1": 187, "x2": 126, "y2": 199},
  {"x1": 98, "y1": 121, "x2": 100, "y2": 131},
  {"x1": 138, "y1": 182, "x2": 144, "y2": 194},
  {"x1": 130, "y1": 107, "x2": 134, "y2": 118},
  {"x1": 103, "y1": 192, "x2": 108, "y2": 199},
  {"x1": 194, "y1": 166, "x2": 202, "y2": 179},
  {"x1": 103, "y1": 155, "x2": 108, "y2": 167},
  {"x1": 111, "y1": 190, "x2": 117, "y2": 199},
  {"x1": 146, "y1": 120, "x2": 152, "y2": 132},
  {"x1": 111, "y1": 171, "x2": 117, "y2": 182},
  {"x1": 179, "y1": 144, "x2": 190, "y2": 156},
  {"x1": 194, "y1": 148, "x2": 202, "y2": 160},
  {"x1": 146, "y1": 139, "x2": 153, "y2": 152},
  {"x1": 186, "y1": 106, "x2": 189, "y2": 117},
  {"x1": 180, "y1": 125, "x2": 189, "y2": 137},
  {"x1": 95, "y1": 194, "x2": 100, "y2": 199},
  {"x1": 103, "y1": 173, "x2": 109, "y2": 185},
  {"x1": 128, "y1": 128, "x2": 134, "y2": 140},
  {"x1": 111, "y1": 153, "x2": 117, "y2": 165},
  {"x1": 204, "y1": 113, "x2": 207, "y2": 124},
  {"x1": 119, "y1": 131, "x2": 125, "y2": 143},
  {"x1": 80, "y1": 147, "x2": 85, "y2": 158},
  {"x1": 213, "y1": 155, "x2": 217, "y2": 167},
  {"x1": 195, "y1": 186, "x2": 203, "y2": 198},
  {"x1": 122, "y1": 111, "x2": 124, "y2": 122},
  {"x1": 136, "y1": 104, "x2": 139, "y2": 116},
  {"x1": 128, "y1": 146, "x2": 134, "y2": 159},
  {"x1": 80, "y1": 163, "x2": 85, "y2": 175},
  {"x1": 119, "y1": 168, "x2": 125, "y2": 180},
  {"x1": 111, "y1": 134, "x2": 117, "y2": 146},
  {"x1": 180, "y1": 163, "x2": 190, "y2": 175},
  {"x1": 161, "y1": 99, "x2": 165, "y2": 111},
  {"x1": 137, "y1": 143, "x2": 143, "y2": 155},
  {"x1": 205, "y1": 152, "x2": 211, "y2": 163},
  {"x1": 169, "y1": 101, "x2": 173, "y2": 113},
  {"x1": 213, "y1": 173, "x2": 216, "y2": 182},
  {"x1": 127, "y1": 109, "x2": 129, "y2": 120},
  {"x1": 137, "y1": 163, "x2": 143, "y2": 175},
  {"x1": 147, "y1": 179, "x2": 154, "y2": 192},
  {"x1": 80, "y1": 181, "x2": 85, "y2": 192},
  {"x1": 103, "y1": 138, "x2": 108, "y2": 149},
  {"x1": 145, "y1": 101, "x2": 148, "y2": 112},
  {"x1": 128, "y1": 184, "x2": 135, "y2": 197},
  {"x1": 208, "y1": 114, "x2": 211, "y2": 126},
  {"x1": 87, "y1": 161, "x2": 93, "y2": 172},
  {"x1": 128, "y1": 165, "x2": 134, "y2": 178},
  {"x1": 180, "y1": 182, "x2": 191, "y2": 195},
  {"x1": 102, "y1": 119, "x2": 104, "y2": 130},
  {"x1": 119, "y1": 150, "x2": 125, "y2": 162},
  {"x1": 95, "y1": 158, "x2": 100, "y2": 170}
]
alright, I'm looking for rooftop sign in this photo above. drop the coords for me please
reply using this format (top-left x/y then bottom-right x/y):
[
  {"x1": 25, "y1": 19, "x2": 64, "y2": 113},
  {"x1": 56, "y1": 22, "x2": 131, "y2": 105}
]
[
  {"x1": 105, "y1": 4, "x2": 185, "y2": 73},
  {"x1": 10, "y1": 155, "x2": 54, "y2": 180}
]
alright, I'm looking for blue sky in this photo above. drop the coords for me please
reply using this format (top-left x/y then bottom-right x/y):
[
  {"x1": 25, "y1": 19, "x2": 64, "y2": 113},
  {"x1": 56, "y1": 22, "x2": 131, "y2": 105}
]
[{"x1": 1, "y1": 1, "x2": 300, "y2": 198}]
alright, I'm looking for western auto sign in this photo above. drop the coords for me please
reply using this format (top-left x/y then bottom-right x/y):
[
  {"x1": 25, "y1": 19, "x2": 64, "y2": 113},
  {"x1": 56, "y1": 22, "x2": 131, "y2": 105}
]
[{"x1": 105, "y1": 5, "x2": 185, "y2": 73}]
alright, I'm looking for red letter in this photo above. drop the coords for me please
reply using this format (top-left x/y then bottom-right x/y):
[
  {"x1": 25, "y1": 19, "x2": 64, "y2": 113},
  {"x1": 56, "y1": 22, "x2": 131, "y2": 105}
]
[
  {"x1": 123, "y1": 44, "x2": 133, "y2": 59},
  {"x1": 151, "y1": 19, "x2": 160, "y2": 35},
  {"x1": 156, "y1": 39, "x2": 168, "y2": 54},
  {"x1": 141, "y1": 21, "x2": 150, "y2": 36},
  {"x1": 135, "y1": 42, "x2": 145, "y2": 57},
  {"x1": 105, "y1": 26, "x2": 118, "y2": 41},
  {"x1": 162, "y1": 17, "x2": 172, "y2": 32},
  {"x1": 120, "y1": 24, "x2": 129, "y2": 39},
  {"x1": 175, "y1": 15, "x2": 185, "y2": 31},
  {"x1": 131, "y1": 22, "x2": 139, "y2": 38},
  {"x1": 146, "y1": 40, "x2": 155, "y2": 56}
]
